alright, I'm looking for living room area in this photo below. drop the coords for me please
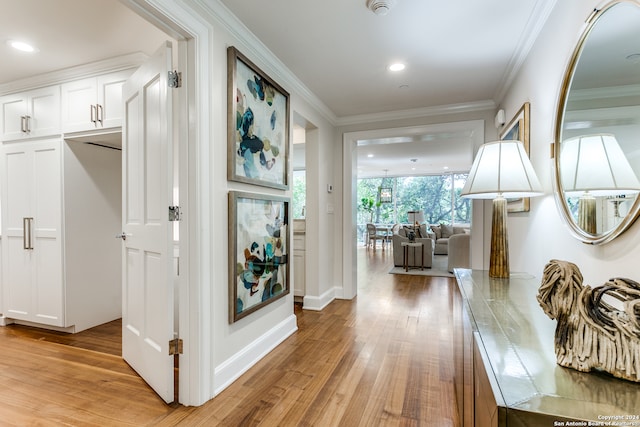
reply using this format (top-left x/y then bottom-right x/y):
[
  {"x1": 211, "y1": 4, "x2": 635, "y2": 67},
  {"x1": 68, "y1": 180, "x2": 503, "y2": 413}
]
[{"x1": 357, "y1": 172, "x2": 472, "y2": 277}]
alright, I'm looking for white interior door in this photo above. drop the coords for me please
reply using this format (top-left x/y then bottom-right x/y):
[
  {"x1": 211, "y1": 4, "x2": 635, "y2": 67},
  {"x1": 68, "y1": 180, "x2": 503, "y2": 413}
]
[{"x1": 121, "y1": 42, "x2": 175, "y2": 403}]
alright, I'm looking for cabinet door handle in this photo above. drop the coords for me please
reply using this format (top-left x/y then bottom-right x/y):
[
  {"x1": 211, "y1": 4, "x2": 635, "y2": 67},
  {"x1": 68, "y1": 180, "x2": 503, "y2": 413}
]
[
  {"x1": 90, "y1": 105, "x2": 97, "y2": 125},
  {"x1": 21, "y1": 115, "x2": 29, "y2": 133},
  {"x1": 97, "y1": 104, "x2": 103, "y2": 125},
  {"x1": 28, "y1": 217, "x2": 33, "y2": 249},
  {"x1": 24, "y1": 115, "x2": 31, "y2": 133},
  {"x1": 23, "y1": 217, "x2": 34, "y2": 250},
  {"x1": 23, "y1": 217, "x2": 28, "y2": 249}
]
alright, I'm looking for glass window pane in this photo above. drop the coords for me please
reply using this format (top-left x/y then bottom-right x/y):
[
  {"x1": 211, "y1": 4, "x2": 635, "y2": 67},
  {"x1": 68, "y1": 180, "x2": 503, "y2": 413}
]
[{"x1": 293, "y1": 170, "x2": 306, "y2": 219}]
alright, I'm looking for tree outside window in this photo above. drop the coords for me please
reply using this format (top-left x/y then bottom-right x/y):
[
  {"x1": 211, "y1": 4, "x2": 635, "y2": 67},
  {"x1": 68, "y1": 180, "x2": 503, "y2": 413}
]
[
  {"x1": 292, "y1": 170, "x2": 306, "y2": 219},
  {"x1": 356, "y1": 173, "x2": 470, "y2": 241}
]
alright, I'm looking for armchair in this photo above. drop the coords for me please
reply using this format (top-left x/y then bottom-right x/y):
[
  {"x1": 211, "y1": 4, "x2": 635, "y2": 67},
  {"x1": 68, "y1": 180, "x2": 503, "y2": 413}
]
[{"x1": 447, "y1": 233, "x2": 470, "y2": 272}]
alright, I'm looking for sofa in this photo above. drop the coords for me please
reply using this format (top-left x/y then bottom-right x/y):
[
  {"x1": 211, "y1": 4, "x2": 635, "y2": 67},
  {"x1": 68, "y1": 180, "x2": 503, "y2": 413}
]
[
  {"x1": 391, "y1": 226, "x2": 434, "y2": 268},
  {"x1": 428, "y1": 223, "x2": 469, "y2": 255}
]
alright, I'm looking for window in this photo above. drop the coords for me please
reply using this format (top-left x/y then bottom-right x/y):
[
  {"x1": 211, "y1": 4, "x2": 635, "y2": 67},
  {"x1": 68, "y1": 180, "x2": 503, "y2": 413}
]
[
  {"x1": 292, "y1": 170, "x2": 306, "y2": 219},
  {"x1": 356, "y1": 173, "x2": 470, "y2": 240}
]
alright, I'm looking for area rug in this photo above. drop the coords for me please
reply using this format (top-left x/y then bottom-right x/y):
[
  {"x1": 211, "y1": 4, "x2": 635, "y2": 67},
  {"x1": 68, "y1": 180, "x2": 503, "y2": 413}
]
[{"x1": 388, "y1": 255, "x2": 454, "y2": 278}]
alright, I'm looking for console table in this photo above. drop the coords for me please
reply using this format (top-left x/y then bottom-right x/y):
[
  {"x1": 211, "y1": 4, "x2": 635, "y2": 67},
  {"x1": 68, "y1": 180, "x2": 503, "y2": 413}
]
[{"x1": 453, "y1": 269, "x2": 640, "y2": 426}]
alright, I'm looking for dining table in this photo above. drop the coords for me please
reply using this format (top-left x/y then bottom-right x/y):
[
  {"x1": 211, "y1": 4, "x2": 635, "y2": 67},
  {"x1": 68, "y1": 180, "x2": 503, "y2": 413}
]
[{"x1": 375, "y1": 224, "x2": 393, "y2": 245}]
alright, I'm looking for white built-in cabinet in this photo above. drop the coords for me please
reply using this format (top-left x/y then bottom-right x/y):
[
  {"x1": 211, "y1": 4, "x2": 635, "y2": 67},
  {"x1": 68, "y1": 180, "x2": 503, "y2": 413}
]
[
  {"x1": 60, "y1": 70, "x2": 132, "y2": 133},
  {"x1": 0, "y1": 86, "x2": 60, "y2": 141},
  {"x1": 0, "y1": 138, "x2": 122, "y2": 332},
  {"x1": 1, "y1": 139, "x2": 63, "y2": 325},
  {"x1": 0, "y1": 68, "x2": 130, "y2": 332}
]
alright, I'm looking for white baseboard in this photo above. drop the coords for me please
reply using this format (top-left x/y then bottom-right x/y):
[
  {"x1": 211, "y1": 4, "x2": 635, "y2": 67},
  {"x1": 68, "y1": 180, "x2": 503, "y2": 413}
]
[
  {"x1": 333, "y1": 285, "x2": 345, "y2": 300},
  {"x1": 302, "y1": 287, "x2": 336, "y2": 311},
  {"x1": 213, "y1": 314, "x2": 298, "y2": 395},
  {"x1": 0, "y1": 316, "x2": 78, "y2": 332}
]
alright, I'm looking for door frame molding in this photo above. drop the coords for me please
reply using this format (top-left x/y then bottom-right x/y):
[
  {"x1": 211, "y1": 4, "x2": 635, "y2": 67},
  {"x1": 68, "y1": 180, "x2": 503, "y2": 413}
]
[
  {"x1": 125, "y1": 0, "x2": 213, "y2": 406},
  {"x1": 341, "y1": 120, "x2": 486, "y2": 301}
]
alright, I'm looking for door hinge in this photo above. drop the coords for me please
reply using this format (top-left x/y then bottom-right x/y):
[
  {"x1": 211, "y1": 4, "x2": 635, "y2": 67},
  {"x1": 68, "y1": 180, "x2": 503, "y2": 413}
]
[
  {"x1": 169, "y1": 206, "x2": 182, "y2": 221},
  {"x1": 169, "y1": 338, "x2": 183, "y2": 355},
  {"x1": 168, "y1": 70, "x2": 182, "y2": 88}
]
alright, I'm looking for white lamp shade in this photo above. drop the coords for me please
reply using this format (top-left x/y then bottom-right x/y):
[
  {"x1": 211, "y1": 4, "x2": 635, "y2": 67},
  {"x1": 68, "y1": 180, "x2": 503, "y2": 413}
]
[
  {"x1": 461, "y1": 140, "x2": 543, "y2": 199},
  {"x1": 560, "y1": 134, "x2": 640, "y2": 197},
  {"x1": 407, "y1": 210, "x2": 424, "y2": 224}
]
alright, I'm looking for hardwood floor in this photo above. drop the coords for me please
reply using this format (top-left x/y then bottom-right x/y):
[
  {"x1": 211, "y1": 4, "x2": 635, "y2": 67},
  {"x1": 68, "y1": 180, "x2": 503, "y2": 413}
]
[{"x1": 0, "y1": 247, "x2": 458, "y2": 426}]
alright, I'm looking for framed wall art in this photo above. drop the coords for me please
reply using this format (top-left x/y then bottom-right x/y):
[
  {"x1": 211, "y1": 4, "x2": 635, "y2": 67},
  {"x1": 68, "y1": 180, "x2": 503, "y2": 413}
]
[
  {"x1": 227, "y1": 46, "x2": 290, "y2": 190},
  {"x1": 228, "y1": 191, "x2": 290, "y2": 323},
  {"x1": 500, "y1": 102, "x2": 531, "y2": 213}
]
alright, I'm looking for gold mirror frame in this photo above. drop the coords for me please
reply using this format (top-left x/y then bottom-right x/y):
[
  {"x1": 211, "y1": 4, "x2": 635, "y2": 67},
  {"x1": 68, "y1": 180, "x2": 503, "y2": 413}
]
[{"x1": 554, "y1": 0, "x2": 640, "y2": 244}]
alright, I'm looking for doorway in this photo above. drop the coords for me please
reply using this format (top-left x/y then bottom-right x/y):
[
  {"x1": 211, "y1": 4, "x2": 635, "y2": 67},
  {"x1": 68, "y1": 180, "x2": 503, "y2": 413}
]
[
  {"x1": 112, "y1": 0, "x2": 204, "y2": 406},
  {"x1": 0, "y1": 0, "x2": 202, "y2": 405},
  {"x1": 342, "y1": 120, "x2": 486, "y2": 298}
]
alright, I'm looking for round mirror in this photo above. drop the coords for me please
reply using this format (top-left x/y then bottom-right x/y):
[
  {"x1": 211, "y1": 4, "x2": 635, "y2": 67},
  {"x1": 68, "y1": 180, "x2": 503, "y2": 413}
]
[{"x1": 554, "y1": 0, "x2": 640, "y2": 244}]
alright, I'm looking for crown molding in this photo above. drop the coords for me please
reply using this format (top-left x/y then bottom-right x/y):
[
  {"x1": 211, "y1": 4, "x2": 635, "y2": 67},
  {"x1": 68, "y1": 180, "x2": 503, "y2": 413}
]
[
  {"x1": 195, "y1": 0, "x2": 338, "y2": 125},
  {"x1": 336, "y1": 100, "x2": 496, "y2": 127},
  {"x1": 493, "y1": 0, "x2": 559, "y2": 104},
  {"x1": 0, "y1": 52, "x2": 149, "y2": 95},
  {"x1": 568, "y1": 84, "x2": 640, "y2": 102}
]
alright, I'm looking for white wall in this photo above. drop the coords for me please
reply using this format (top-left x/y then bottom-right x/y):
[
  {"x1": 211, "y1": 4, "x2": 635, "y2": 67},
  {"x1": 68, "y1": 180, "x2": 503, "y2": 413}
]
[
  {"x1": 63, "y1": 141, "x2": 122, "y2": 331},
  {"x1": 500, "y1": 0, "x2": 640, "y2": 283},
  {"x1": 204, "y1": 18, "x2": 298, "y2": 393},
  {"x1": 178, "y1": 0, "x2": 339, "y2": 396}
]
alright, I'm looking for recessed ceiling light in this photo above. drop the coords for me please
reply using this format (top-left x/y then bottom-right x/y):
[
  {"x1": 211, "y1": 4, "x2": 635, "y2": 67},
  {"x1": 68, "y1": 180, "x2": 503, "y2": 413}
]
[
  {"x1": 388, "y1": 63, "x2": 405, "y2": 72},
  {"x1": 8, "y1": 40, "x2": 37, "y2": 53},
  {"x1": 443, "y1": 166, "x2": 449, "y2": 170},
  {"x1": 367, "y1": 153, "x2": 374, "y2": 158}
]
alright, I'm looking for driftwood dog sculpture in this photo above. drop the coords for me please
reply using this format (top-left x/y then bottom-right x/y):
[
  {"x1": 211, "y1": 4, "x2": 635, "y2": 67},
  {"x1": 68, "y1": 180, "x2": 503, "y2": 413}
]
[{"x1": 537, "y1": 259, "x2": 640, "y2": 382}]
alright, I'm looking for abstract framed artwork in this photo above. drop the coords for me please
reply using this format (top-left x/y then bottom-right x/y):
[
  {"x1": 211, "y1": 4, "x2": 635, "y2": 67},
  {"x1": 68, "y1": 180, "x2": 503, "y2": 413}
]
[
  {"x1": 228, "y1": 191, "x2": 290, "y2": 323},
  {"x1": 500, "y1": 102, "x2": 531, "y2": 213},
  {"x1": 227, "y1": 46, "x2": 290, "y2": 190}
]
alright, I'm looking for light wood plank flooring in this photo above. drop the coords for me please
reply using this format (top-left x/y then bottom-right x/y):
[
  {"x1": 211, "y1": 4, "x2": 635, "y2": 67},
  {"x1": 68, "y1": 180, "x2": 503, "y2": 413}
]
[{"x1": 0, "y1": 247, "x2": 458, "y2": 426}]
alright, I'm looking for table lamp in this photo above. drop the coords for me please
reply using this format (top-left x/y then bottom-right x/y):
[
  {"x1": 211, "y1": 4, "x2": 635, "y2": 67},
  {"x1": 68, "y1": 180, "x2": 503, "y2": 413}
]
[
  {"x1": 461, "y1": 140, "x2": 543, "y2": 278},
  {"x1": 560, "y1": 134, "x2": 640, "y2": 234},
  {"x1": 407, "y1": 210, "x2": 424, "y2": 227}
]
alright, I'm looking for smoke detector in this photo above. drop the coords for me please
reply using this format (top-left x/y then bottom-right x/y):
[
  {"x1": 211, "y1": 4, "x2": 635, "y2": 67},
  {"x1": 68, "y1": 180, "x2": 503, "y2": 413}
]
[{"x1": 366, "y1": 0, "x2": 397, "y2": 15}]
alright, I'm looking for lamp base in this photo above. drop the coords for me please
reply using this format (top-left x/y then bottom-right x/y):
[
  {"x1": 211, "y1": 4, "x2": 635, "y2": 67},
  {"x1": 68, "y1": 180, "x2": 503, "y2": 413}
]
[
  {"x1": 578, "y1": 194, "x2": 597, "y2": 234},
  {"x1": 490, "y1": 196, "x2": 509, "y2": 279}
]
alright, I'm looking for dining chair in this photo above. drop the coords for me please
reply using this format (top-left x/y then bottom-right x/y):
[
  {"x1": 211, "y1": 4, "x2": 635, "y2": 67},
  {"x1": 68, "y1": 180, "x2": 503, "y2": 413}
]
[{"x1": 366, "y1": 223, "x2": 385, "y2": 251}]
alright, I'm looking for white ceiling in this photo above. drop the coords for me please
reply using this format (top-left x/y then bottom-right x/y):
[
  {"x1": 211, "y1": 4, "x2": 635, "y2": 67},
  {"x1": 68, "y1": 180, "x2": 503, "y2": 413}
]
[
  {"x1": 0, "y1": 0, "x2": 168, "y2": 86},
  {"x1": 0, "y1": 0, "x2": 558, "y2": 178},
  {"x1": 356, "y1": 126, "x2": 478, "y2": 178},
  {"x1": 220, "y1": 0, "x2": 557, "y2": 118}
]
